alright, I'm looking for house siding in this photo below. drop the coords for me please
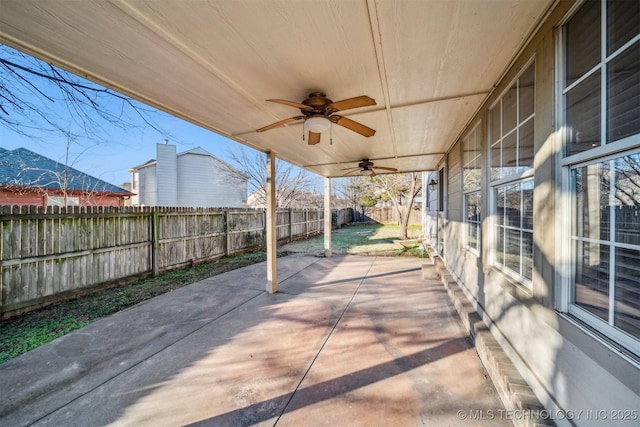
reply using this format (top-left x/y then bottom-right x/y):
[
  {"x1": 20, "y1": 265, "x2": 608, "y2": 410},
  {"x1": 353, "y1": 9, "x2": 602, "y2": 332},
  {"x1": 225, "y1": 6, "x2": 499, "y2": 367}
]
[
  {"x1": 138, "y1": 165, "x2": 157, "y2": 206},
  {"x1": 130, "y1": 144, "x2": 247, "y2": 208},
  {"x1": 176, "y1": 154, "x2": 246, "y2": 207},
  {"x1": 156, "y1": 143, "x2": 178, "y2": 206},
  {"x1": 0, "y1": 188, "x2": 123, "y2": 207},
  {"x1": 430, "y1": 0, "x2": 640, "y2": 422},
  {"x1": 0, "y1": 189, "x2": 45, "y2": 206}
]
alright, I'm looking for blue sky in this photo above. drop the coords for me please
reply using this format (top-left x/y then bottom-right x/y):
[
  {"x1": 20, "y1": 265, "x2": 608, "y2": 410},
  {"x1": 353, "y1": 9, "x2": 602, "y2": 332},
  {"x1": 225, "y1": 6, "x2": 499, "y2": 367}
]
[
  {"x1": 1, "y1": 113, "x2": 246, "y2": 186},
  {"x1": 0, "y1": 45, "x2": 276, "y2": 187},
  {"x1": 0, "y1": 45, "x2": 337, "y2": 196}
]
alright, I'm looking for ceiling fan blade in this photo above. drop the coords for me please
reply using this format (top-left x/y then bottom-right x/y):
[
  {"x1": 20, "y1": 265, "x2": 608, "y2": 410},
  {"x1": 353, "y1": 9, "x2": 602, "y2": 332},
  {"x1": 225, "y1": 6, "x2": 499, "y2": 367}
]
[
  {"x1": 308, "y1": 131, "x2": 321, "y2": 145},
  {"x1": 374, "y1": 166, "x2": 398, "y2": 172},
  {"x1": 340, "y1": 167, "x2": 360, "y2": 176},
  {"x1": 256, "y1": 116, "x2": 304, "y2": 132},
  {"x1": 332, "y1": 116, "x2": 376, "y2": 137},
  {"x1": 267, "y1": 99, "x2": 314, "y2": 111},
  {"x1": 370, "y1": 170, "x2": 377, "y2": 177},
  {"x1": 329, "y1": 96, "x2": 376, "y2": 112}
]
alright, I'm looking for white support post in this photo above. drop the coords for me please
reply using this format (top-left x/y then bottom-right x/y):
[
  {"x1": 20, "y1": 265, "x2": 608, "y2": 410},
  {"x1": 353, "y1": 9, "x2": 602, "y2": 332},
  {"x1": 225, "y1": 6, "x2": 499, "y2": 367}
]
[
  {"x1": 324, "y1": 177, "x2": 332, "y2": 257},
  {"x1": 266, "y1": 151, "x2": 278, "y2": 293}
]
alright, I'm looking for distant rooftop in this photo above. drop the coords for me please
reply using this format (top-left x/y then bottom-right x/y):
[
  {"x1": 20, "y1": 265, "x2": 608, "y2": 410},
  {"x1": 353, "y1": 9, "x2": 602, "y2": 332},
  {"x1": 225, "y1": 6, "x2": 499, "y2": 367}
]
[{"x1": 0, "y1": 147, "x2": 129, "y2": 194}]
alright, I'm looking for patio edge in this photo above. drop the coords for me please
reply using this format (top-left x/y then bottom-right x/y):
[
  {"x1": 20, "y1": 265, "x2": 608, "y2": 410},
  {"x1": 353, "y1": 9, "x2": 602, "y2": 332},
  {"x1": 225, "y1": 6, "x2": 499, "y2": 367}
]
[{"x1": 422, "y1": 246, "x2": 556, "y2": 427}]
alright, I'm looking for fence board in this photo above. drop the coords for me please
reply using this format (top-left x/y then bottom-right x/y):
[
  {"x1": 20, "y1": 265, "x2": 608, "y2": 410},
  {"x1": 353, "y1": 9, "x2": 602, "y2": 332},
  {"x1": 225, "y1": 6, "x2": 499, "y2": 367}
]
[
  {"x1": 363, "y1": 207, "x2": 422, "y2": 225},
  {"x1": 0, "y1": 206, "x2": 339, "y2": 318}
]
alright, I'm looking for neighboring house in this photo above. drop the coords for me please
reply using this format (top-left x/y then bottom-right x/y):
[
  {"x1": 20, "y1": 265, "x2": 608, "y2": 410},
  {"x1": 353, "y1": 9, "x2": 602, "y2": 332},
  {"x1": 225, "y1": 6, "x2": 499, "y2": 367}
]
[
  {"x1": 0, "y1": 147, "x2": 130, "y2": 207},
  {"x1": 129, "y1": 142, "x2": 248, "y2": 208}
]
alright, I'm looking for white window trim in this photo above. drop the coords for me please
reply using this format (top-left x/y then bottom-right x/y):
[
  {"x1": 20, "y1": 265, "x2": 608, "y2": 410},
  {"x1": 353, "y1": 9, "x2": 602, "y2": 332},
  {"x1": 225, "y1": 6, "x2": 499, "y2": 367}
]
[
  {"x1": 555, "y1": 0, "x2": 640, "y2": 355},
  {"x1": 569, "y1": 305, "x2": 640, "y2": 356},
  {"x1": 566, "y1": 150, "x2": 640, "y2": 356},
  {"x1": 47, "y1": 195, "x2": 80, "y2": 207},
  {"x1": 488, "y1": 59, "x2": 536, "y2": 288},
  {"x1": 437, "y1": 164, "x2": 447, "y2": 261},
  {"x1": 493, "y1": 179, "x2": 535, "y2": 290},
  {"x1": 464, "y1": 191, "x2": 481, "y2": 256},
  {"x1": 463, "y1": 123, "x2": 482, "y2": 255}
]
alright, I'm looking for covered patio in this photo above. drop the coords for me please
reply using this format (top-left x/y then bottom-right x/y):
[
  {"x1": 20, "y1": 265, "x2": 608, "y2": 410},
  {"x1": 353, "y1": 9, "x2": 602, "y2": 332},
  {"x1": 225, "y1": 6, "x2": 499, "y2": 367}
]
[
  {"x1": 0, "y1": 255, "x2": 509, "y2": 426},
  {"x1": 0, "y1": 0, "x2": 555, "y2": 292}
]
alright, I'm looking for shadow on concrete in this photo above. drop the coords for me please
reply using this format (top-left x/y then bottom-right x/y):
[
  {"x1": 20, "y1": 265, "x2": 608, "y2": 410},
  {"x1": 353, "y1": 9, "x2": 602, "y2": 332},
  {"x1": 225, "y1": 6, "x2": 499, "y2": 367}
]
[{"x1": 187, "y1": 338, "x2": 469, "y2": 426}]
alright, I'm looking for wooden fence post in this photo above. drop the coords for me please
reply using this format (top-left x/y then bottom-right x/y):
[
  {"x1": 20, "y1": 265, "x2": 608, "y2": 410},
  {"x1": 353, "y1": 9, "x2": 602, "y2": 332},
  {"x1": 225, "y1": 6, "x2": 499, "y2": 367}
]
[
  {"x1": 289, "y1": 209, "x2": 293, "y2": 242},
  {"x1": 305, "y1": 210, "x2": 309, "y2": 237},
  {"x1": 225, "y1": 210, "x2": 231, "y2": 256},
  {"x1": 151, "y1": 210, "x2": 159, "y2": 277}
]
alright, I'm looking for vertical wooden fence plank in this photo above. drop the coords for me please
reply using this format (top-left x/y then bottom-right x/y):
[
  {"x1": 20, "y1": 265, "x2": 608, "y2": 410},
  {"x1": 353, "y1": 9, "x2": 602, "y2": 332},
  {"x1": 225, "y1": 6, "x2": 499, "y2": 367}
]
[
  {"x1": 152, "y1": 210, "x2": 159, "y2": 277},
  {"x1": 0, "y1": 206, "x2": 348, "y2": 317}
]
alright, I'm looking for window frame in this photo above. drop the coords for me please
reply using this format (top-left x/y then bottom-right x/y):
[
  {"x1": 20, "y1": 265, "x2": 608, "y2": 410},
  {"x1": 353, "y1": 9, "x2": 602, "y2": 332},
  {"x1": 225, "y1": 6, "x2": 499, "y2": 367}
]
[
  {"x1": 567, "y1": 149, "x2": 640, "y2": 355},
  {"x1": 47, "y1": 195, "x2": 80, "y2": 207},
  {"x1": 488, "y1": 58, "x2": 536, "y2": 288},
  {"x1": 463, "y1": 123, "x2": 483, "y2": 254},
  {"x1": 556, "y1": 0, "x2": 640, "y2": 356},
  {"x1": 493, "y1": 178, "x2": 535, "y2": 289}
]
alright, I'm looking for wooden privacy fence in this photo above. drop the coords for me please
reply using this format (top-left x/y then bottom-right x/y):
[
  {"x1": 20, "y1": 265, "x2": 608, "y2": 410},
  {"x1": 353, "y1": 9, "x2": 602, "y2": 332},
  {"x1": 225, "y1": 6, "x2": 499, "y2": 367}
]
[
  {"x1": 0, "y1": 205, "x2": 327, "y2": 318},
  {"x1": 364, "y1": 207, "x2": 422, "y2": 225}
]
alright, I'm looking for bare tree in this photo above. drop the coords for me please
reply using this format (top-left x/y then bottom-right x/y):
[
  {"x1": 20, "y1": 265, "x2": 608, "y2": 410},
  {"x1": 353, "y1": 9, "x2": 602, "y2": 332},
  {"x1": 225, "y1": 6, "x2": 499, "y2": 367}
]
[
  {"x1": 0, "y1": 44, "x2": 170, "y2": 145},
  {"x1": 223, "y1": 147, "x2": 318, "y2": 208},
  {"x1": 369, "y1": 173, "x2": 422, "y2": 239},
  {"x1": 335, "y1": 176, "x2": 378, "y2": 216}
]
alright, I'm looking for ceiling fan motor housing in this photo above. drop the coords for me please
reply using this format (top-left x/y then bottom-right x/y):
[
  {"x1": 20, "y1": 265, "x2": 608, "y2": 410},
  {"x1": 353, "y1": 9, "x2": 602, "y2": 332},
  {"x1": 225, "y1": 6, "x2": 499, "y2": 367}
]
[
  {"x1": 358, "y1": 159, "x2": 374, "y2": 169},
  {"x1": 301, "y1": 92, "x2": 334, "y2": 116}
]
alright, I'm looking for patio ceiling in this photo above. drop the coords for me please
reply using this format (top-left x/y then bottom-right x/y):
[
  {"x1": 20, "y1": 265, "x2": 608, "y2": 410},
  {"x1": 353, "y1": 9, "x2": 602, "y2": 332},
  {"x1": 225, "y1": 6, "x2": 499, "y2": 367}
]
[{"x1": 0, "y1": 0, "x2": 553, "y2": 178}]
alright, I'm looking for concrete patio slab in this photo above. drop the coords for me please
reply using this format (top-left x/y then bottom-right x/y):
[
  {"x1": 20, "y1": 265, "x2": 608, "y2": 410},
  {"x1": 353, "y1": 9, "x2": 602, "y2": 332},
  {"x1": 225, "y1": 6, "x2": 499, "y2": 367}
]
[{"x1": 0, "y1": 254, "x2": 509, "y2": 426}]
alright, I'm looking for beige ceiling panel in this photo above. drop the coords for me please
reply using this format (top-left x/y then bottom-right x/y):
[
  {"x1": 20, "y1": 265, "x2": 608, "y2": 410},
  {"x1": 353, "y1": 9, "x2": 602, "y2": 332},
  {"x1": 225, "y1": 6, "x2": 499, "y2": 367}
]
[
  {"x1": 390, "y1": 93, "x2": 486, "y2": 158},
  {"x1": 0, "y1": 0, "x2": 268, "y2": 139},
  {"x1": 377, "y1": 0, "x2": 550, "y2": 104},
  {"x1": 0, "y1": 0, "x2": 555, "y2": 178},
  {"x1": 124, "y1": 1, "x2": 384, "y2": 105}
]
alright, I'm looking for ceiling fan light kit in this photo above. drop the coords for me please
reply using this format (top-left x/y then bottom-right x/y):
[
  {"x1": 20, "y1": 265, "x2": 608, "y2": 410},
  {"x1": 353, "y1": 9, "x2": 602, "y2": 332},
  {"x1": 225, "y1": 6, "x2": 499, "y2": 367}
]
[
  {"x1": 303, "y1": 115, "x2": 331, "y2": 133},
  {"x1": 257, "y1": 92, "x2": 376, "y2": 145}
]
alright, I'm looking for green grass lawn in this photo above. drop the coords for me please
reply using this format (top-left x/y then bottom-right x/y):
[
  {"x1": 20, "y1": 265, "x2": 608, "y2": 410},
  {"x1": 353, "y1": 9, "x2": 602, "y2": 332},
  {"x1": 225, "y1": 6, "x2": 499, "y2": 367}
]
[{"x1": 280, "y1": 223, "x2": 426, "y2": 257}]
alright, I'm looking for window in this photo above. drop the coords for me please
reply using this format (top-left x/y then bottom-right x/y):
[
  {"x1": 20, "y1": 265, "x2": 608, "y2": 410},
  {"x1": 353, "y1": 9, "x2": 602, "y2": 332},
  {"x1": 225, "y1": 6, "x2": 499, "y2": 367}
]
[
  {"x1": 495, "y1": 180, "x2": 534, "y2": 283},
  {"x1": 463, "y1": 124, "x2": 482, "y2": 252},
  {"x1": 490, "y1": 62, "x2": 535, "y2": 181},
  {"x1": 563, "y1": 0, "x2": 640, "y2": 157},
  {"x1": 571, "y1": 153, "x2": 640, "y2": 343},
  {"x1": 437, "y1": 168, "x2": 446, "y2": 259},
  {"x1": 47, "y1": 195, "x2": 80, "y2": 207},
  {"x1": 465, "y1": 192, "x2": 481, "y2": 252},
  {"x1": 489, "y1": 61, "x2": 535, "y2": 285},
  {"x1": 561, "y1": 0, "x2": 640, "y2": 353}
]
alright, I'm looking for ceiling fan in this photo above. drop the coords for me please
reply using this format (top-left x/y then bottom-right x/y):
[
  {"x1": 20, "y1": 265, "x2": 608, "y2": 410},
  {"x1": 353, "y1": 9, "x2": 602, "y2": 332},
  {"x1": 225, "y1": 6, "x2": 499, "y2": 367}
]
[
  {"x1": 342, "y1": 159, "x2": 398, "y2": 177},
  {"x1": 256, "y1": 92, "x2": 376, "y2": 145}
]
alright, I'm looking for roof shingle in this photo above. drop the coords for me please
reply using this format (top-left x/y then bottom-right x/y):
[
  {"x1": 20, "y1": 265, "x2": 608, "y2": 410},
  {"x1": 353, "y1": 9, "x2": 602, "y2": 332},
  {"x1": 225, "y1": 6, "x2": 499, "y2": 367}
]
[{"x1": 0, "y1": 147, "x2": 128, "y2": 194}]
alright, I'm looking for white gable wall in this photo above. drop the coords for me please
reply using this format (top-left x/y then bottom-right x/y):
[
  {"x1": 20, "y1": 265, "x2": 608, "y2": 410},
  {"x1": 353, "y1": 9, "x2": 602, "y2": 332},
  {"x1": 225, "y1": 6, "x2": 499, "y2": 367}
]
[
  {"x1": 130, "y1": 144, "x2": 246, "y2": 208},
  {"x1": 176, "y1": 153, "x2": 247, "y2": 208},
  {"x1": 156, "y1": 143, "x2": 178, "y2": 206},
  {"x1": 137, "y1": 164, "x2": 157, "y2": 207}
]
